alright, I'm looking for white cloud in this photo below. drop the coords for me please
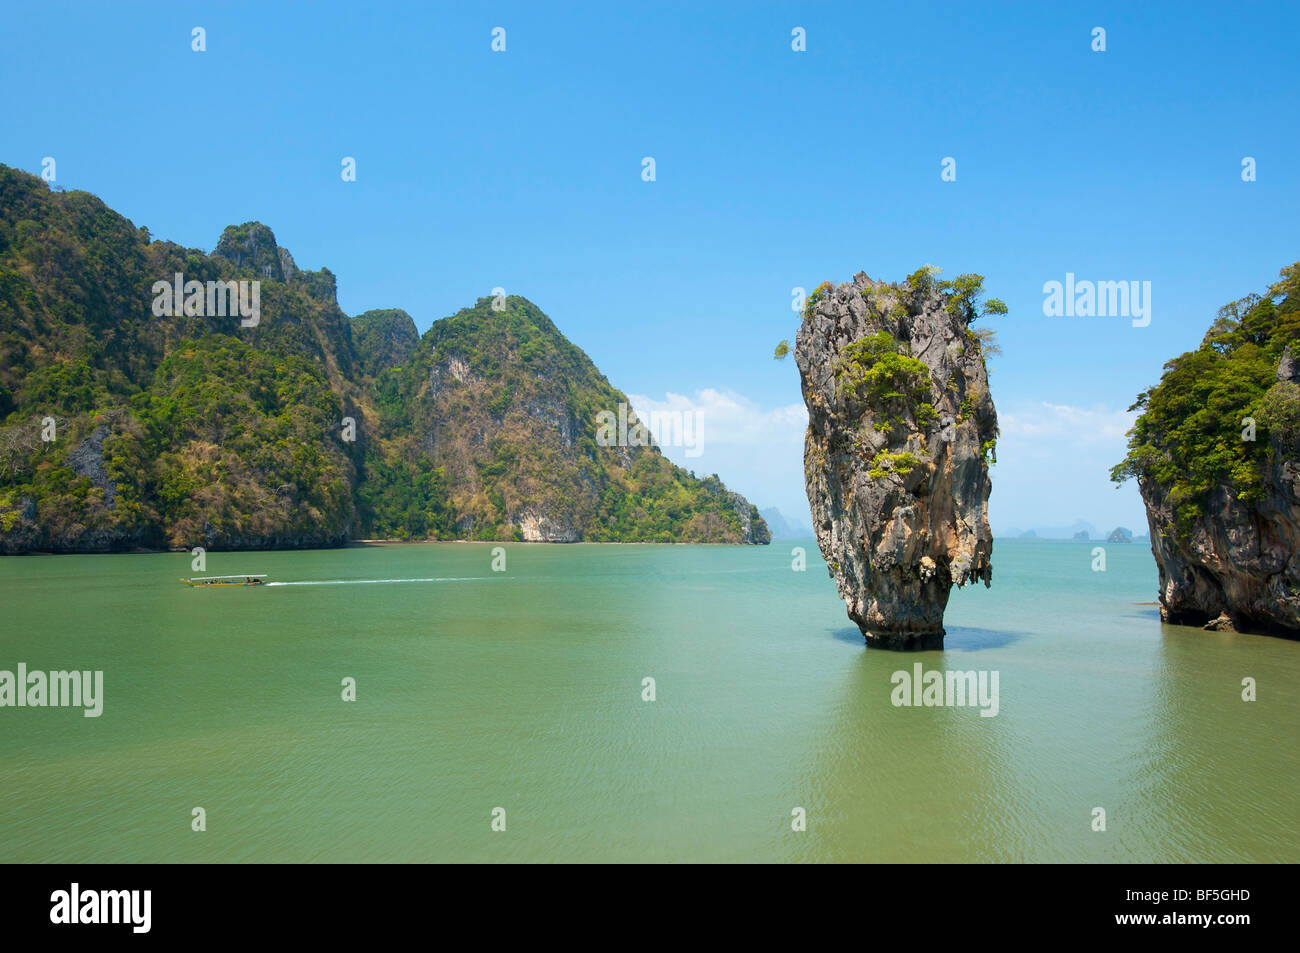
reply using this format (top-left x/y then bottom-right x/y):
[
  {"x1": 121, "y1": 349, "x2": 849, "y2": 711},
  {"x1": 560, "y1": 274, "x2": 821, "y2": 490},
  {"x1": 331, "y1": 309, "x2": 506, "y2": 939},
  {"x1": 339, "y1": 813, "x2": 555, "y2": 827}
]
[
  {"x1": 992, "y1": 400, "x2": 1146, "y2": 530},
  {"x1": 626, "y1": 389, "x2": 807, "y2": 450},
  {"x1": 624, "y1": 389, "x2": 808, "y2": 518},
  {"x1": 998, "y1": 401, "x2": 1136, "y2": 443}
]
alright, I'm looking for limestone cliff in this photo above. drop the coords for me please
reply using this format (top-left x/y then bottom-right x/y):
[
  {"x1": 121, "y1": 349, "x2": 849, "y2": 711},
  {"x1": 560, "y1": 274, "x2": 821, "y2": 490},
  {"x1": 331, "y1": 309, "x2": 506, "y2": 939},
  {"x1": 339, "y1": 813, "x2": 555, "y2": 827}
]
[
  {"x1": 0, "y1": 165, "x2": 768, "y2": 552},
  {"x1": 1133, "y1": 348, "x2": 1300, "y2": 637},
  {"x1": 1113, "y1": 263, "x2": 1300, "y2": 639},
  {"x1": 794, "y1": 269, "x2": 1000, "y2": 649},
  {"x1": 379, "y1": 295, "x2": 772, "y2": 544}
]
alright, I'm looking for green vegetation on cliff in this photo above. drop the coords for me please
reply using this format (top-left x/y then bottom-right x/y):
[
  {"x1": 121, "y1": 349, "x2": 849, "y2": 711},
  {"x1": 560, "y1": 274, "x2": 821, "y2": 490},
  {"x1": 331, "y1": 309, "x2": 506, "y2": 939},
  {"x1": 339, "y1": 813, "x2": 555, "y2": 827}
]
[
  {"x1": 0, "y1": 164, "x2": 768, "y2": 550},
  {"x1": 350, "y1": 308, "x2": 418, "y2": 377},
  {"x1": 1111, "y1": 263, "x2": 1300, "y2": 530},
  {"x1": 781, "y1": 268, "x2": 1003, "y2": 459},
  {"x1": 361, "y1": 295, "x2": 769, "y2": 543},
  {"x1": 834, "y1": 330, "x2": 937, "y2": 430}
]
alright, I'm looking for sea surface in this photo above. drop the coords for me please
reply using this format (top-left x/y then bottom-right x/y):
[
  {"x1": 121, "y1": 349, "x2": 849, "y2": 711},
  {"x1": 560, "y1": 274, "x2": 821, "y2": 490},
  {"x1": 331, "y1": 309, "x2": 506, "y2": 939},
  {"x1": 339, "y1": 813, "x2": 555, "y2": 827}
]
[{"x1": 1, "y1": 538, "x2": 1296, "y2": 863}]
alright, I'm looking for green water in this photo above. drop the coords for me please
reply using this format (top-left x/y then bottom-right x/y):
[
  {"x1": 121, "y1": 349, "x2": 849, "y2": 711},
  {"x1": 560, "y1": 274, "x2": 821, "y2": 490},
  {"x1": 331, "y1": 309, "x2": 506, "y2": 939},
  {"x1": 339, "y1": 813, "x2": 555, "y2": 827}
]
[{"x1": 1, "y1": 539, "x2": 1296, "y2": 863}]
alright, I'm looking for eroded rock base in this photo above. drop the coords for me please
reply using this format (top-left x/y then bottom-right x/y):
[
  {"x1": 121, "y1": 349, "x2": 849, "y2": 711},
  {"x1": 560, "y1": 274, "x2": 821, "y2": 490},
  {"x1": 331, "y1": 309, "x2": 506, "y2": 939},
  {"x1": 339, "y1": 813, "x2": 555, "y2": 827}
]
[{"x1": 863, "y1": 629, "x2": 946, "y2": 651}]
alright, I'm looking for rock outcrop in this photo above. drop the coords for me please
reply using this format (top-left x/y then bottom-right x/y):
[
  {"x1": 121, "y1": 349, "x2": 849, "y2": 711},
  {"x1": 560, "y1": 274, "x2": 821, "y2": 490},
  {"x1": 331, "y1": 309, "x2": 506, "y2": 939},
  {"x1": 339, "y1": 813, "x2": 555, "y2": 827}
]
[
  {"x1": 1113, "y1": 265, "x2": 1300, "y2": 640},
  {"x1": 397, "y1": 295, "x2": 771, "y2": 544},
  {"x1": 515, "y1": 509, "x2": 581, "y2": 542},
  {"x1": 66, "y1": 425, "x2": 117, "y2": 509},
  {"x1": 795, "y1": 270, "x2": 998, "y2": 649},
  {"x1": 727, "y1": 490, "x2": 772, "y2": 545},
  {"x1": 1136, "y1": 349, "x2": 1300, "y2": 638},
  {"x1": 351, "y1": 308, "x2": 419, "y2": 377},
  {"x1": 214, "y1": 222, "x2": 284, "y2": 281}
]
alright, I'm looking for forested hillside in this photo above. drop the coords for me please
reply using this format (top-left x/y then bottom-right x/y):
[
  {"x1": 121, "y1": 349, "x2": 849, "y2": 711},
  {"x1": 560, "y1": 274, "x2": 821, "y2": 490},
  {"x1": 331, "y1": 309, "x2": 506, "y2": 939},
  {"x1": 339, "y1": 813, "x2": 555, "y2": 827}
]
[{"x1": 0, "y1": 165, "x2": 768, "y2": 551}]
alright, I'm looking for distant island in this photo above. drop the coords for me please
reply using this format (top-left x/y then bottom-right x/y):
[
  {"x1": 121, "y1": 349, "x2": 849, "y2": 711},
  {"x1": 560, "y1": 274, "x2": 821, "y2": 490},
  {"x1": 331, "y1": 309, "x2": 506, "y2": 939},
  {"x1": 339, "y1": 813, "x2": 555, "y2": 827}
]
[
  {"x1": 0, "y1": 165, "x2": 769, "y2": 553},
  {"x1": 759, "y1": 507, "x2": 810, "y2": 539},
  {"x1": 994, "y1": 519, "x2": 1147, "y2": 541}
]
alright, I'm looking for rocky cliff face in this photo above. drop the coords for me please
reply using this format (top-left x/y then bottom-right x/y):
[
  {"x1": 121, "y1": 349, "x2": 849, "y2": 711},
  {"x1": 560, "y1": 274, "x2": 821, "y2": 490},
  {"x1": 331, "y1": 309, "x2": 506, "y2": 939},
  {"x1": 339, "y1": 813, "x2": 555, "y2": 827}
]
[
  {"x1": 1138, "y1": 349, "x2": 1300, "y2": 638},
  {"x1": 384, "y1": 295, "x2": 772, "y2": 544},
  {"x1": 0, "y1": 165, "x2": 769, "y2": 552},
  {"x1": 1112, "y1": 263, "x2": 1300, "y2": 640},
  {"x1": 795, "y1": 270, "x2": 998, "y2": 649},
  {"x1": 727, "y1": 490, "x2": 772, "y2": 545}
]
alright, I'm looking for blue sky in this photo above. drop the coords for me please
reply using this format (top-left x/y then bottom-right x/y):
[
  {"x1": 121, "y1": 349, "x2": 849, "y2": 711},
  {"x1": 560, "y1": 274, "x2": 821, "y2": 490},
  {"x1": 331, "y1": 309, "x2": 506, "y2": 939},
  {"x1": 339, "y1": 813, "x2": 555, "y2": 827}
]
[{"x1": 3, "y1": 1, "x2": 1297, "y2": 533}]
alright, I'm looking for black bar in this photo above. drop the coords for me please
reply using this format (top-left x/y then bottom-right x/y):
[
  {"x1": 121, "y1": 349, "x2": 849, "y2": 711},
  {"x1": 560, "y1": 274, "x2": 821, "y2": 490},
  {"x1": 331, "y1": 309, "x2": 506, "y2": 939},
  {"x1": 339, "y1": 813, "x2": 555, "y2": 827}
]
[{"x1": 3, "y1": 864, "x2": 1286, "y2": 940}]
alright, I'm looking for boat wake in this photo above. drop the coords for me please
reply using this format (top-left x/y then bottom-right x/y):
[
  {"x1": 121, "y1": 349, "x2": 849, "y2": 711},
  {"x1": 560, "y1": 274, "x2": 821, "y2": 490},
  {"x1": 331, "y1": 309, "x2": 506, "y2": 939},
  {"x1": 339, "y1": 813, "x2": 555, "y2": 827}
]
[{"x1": 263, "y1": 577, "x2": 491, "y2": 587}]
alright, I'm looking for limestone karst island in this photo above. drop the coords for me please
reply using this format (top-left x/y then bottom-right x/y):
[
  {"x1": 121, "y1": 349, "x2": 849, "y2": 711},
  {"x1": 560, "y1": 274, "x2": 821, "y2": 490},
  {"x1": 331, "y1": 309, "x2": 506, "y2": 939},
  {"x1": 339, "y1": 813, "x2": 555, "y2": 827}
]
[
  {"x1": 0, "y1": 166, "x2": 768, "y2": 553},
  {"x1": 791, "y1": 267, "x2": 1001, "y2": 650},
  {"x1": 1113, "y1": 264, "x2": 1300, "y2": 640}
]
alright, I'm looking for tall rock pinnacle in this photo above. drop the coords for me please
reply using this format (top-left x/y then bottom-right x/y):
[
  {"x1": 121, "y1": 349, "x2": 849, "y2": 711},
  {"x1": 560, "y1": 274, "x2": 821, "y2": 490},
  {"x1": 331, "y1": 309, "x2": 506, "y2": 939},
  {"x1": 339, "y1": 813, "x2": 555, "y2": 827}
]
[{"x1": 794, "y1": 269, "x2": 1000, "y2": 649}]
